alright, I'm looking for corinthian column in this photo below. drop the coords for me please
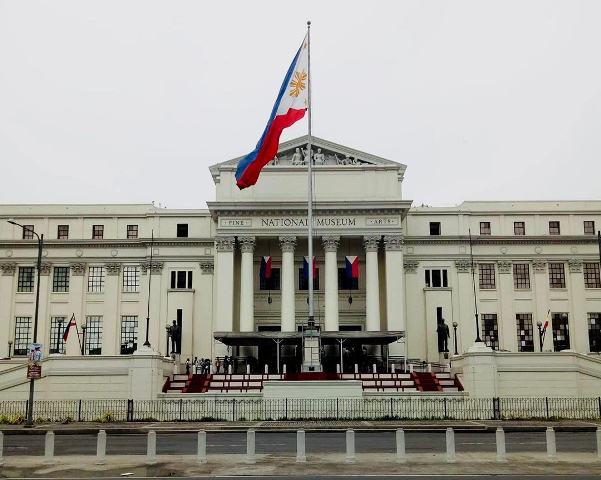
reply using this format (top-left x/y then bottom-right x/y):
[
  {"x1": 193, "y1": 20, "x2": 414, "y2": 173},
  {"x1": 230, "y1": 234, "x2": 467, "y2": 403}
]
[
  {"x1": 238, "y1": 236, "x2": 256, "y2": 332},
  {"x1": 364, "y1": 235, "x2": 381, "y2": 332},
  {"x1": 322, "y1": 236, "x2": 340, "y2": 331},
  {"x1": 215, "y1": 237, "x2": 235, "y2": 335},
  {"x1": 384, "y1": 235, "x2": 404, "y2": 333},
  {"x1": 279, "y1": 236, "x2": 297, "y2": 332}
]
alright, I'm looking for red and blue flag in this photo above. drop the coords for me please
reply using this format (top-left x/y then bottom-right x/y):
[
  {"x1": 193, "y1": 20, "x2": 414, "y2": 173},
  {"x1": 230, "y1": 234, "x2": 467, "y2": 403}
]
[
  {"x1": 259, "y1": 256, "x2": 272, "y2": 281},
  {"x1": 345, "y1": 256, "x2": 359, "y2": 280},
  {"x1": 303, "y1": 256, "x2": 317, "y2": 280}
]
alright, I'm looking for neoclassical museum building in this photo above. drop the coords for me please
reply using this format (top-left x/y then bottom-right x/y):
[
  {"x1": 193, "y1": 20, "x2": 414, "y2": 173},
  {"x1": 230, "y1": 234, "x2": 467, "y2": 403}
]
[{"x1": 1, "y1": 136, "x2": 600, "y2": 399}]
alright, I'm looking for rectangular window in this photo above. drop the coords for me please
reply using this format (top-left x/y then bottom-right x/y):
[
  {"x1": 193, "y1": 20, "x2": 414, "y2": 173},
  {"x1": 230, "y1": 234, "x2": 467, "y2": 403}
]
[
  {"x1": 514, "y1": 221, "x2": 525, "y2": 236},
  {"x1": 49, "y1": 316, "x2": 66, "y2": 354},
  {"x1": 481, "y1": 313, "x2": 499, "y2": 350},
  {"x1": 52, "y1": 266, "x2": 70, "y2": 292},
  {"x1": 478, "y1": 263, "x2": 496, "y2": 289},
  {"x1": 176, "y1": 224, "x2": 188, "y2": 238},
  {"x1": 549, "y1": 221, "x2": 560, "y2": 235},
  {"x1": 516, "y1": 313, "x2": 534, "y2": 352},
  {"x1": 126, "y1": 224, "x2": 138, "y2": 239},
  {"x1": 260, "y1": 268, "x2": 281, "y2": 291},
  {"x1": 588, "y1": 313, "x2": 601, "y2": 353},
  {"x1": 299, "y1": 268, "x2": 320, "y2": 290},
  {"x1": 338, "y1": 267, "x2": 359, "y2": 290},
  {"x1": 548, "y1": 263, "x2": 566, "y2": 289},
  {"x1": 120, "y1": 315, "x2": 138, "y2": 354},
  {"x1": 87, "y1": 266, "x2": 105, "y2": 293},
  {"x1": 92, "y1": 225, "x2": 104, "y2": 239},
  {"x1": 17, "y1": 267, "x2": 35, "y2": 293},
  {"x1": 85, "y1": 316, "x2": 103, "y2": 355},
  {"x1": 170, "y1": 270, "x2": 193, "y2": 289},
  {"x1": 552, "y1": 313, "x2": 570, "y2": 351},
  {"x1": 122, "y1": 266, "x2": 140, "y2": 292},
  {"x1": 57, "y1": 225, "x2": 69, "y2": 240},
  {"x1": 429, "y1": 222, "x2": 441, "y2": 236},
  {"x1": 14, "y1": 317, "x2": 31, "y2": 356},
  {"x1": 584, "y1": 221, "x2": 595, "y2": 235},
  {"x1": 22, "y1": 225, "x2": 34, "y2": 240},
  {"x1": 513, "y1": 263, "x2": 530, "y2": 289},
  {"x1": 424, "y1": 269, "x2": 448, "y2": 288},
  {"x1": 584, "y1": 262, "x2": 601, "y2": 288},
  {"x1": 480, "y1": 222, "x2": 491, "y2": 235}
]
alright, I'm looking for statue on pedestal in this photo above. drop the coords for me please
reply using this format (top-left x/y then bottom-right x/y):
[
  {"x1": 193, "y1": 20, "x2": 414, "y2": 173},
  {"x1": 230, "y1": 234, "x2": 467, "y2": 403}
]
[
  {"x1": 168, "y1": 320, "x2": 181, "y2": 354},
  {"x1": 437, "y1": 318, "x2": 450, "y2": 353}
]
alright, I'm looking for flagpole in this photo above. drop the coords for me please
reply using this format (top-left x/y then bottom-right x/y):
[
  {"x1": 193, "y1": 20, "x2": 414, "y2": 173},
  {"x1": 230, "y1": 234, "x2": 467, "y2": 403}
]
[{"x1": 306, "y1": 20, "x2": 315, "y2": 329}]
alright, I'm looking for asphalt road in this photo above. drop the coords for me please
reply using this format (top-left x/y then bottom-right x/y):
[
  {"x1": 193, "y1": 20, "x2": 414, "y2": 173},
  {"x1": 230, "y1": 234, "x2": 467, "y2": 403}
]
[
  {"x1": 6, "y1": 477, "x2": 601, "y2": 480},
  {"x1": 2, "y1": 430, "x2": 598, "y2": 456}
]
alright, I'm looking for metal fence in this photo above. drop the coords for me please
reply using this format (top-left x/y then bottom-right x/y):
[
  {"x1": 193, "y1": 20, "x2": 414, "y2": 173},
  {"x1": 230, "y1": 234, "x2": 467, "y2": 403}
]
[{"x1": 1, "y1": 396, "x2": 600, "y2": 423}]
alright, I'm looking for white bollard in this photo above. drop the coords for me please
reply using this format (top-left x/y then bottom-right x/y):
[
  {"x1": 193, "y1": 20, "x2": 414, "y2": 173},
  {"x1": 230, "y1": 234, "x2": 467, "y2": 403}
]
[
  {"x1": 495, "y1": 427, "x2": 506, "y2": 463},
  {"x1": 197, "y1": 430, "x2": 207, "y2": 464},
  {"x1": 372, "y1": 363, "x2": 377, "y2": 374},
  {"x1": 246, "y1": 429, "x2": 256, "y2": 463},
  {"x1": 96, "y1": 430, "x2": 107, "y2": 465},
  {"x1": 446, "y1": 428, "x2": 456, "y2": 463},
  {"x1": 409, "y1": 364, "x2": 414, "y2": 373},
  {"x1": 396, "y1": 428, "x2": 406, "y2": 463},
  {"x1": 0, "y1": 431, "x2": 4, "y2": 466},
  {"x1": 336, "y1": 364, "x2": 341, "y2": 373},
  {"x1": 597, "y1": 427, "x2": 601, "y2": 461},
  {"x1": 246, "y1": 364, "x2": 251, "y2": 374},
  {"x1": 354, "y1": 364, "x2": 358, "y2": 374},
  {"x1": 546, "y1": 427, "x2": 556, "y2": 460},
  {"x1": 283, "y1": 364, "x2": 287, "y2": 375},
  {"x1": 264, "y1": 364, "x2": 269, "y2": 375},
  {"x1": 427, "y1": 363, "x2": 432, "y2": 373},
  {"x1": 228, "y1": 364, "x2": 232, "y2": 375},
  {"x1": 296, "y1": 429, "x2": 306, "y2": 463},
  {"x1": 391, "y1": 363, "x2": 395, "y2": 373},
  {"x1": 44, "y1": 431, "x2": 55, "y2": 464},
  {"x1": 147, "y1": 430, "x2": 157, "y2": 464},
  {"x1": 345, "y1": 429, "x2": 355, "y2": 463}
]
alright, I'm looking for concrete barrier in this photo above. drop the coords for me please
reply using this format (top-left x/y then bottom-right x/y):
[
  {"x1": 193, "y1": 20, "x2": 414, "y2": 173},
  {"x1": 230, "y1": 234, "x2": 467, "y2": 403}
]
[
  {"x1": 345, "y1": 429, "x2": 355, "y2": 463},
  {"x1": 96, "y1": 430, "x2": 106, "y2": 465},
  {"x1": 546, "y1": 427, "x2": 556, "y2": 460},
  {"x1": 395, "y1": 428, "x2": 406, "y2": 463},
  {"x1": 246, "y1": 429, "x2": 256, "y2": 464},
  {"x1": 197, "y1": 430, "x2": 207, "y2": 464},
  {"x1": 296, "y1": 429, "x2": 306, "y2": 463},
  {"x1": 147, "y1": 431, "x2": 157, "y2": 465},
  {"x1": 496, "y1": 427, "x2": 506, "y2": 463},
  {"x1": 446, "y1": 428, "x2": 456, "y2": 463}
]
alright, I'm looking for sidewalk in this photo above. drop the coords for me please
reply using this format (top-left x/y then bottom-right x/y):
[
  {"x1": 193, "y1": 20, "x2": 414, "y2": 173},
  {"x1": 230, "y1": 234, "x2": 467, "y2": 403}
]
[{"x1": 1, "y1": 419, "x2": 600, "y2": 434}]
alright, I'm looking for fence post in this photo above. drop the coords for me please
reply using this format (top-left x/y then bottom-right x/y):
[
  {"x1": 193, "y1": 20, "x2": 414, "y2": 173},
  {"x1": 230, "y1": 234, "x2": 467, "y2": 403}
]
[
  {"x1": 546, "y1": 427, "x2": 556, "y2": 460},
  {"x1": 445, "y1": 428, "x2": 456, "y2": 463},
  {"x1": 179, "y1": 398, "x2": 183, "y2": 421},
  {"x1": 127, "y1": 399, "x2": 134, "y2": 422},
  {"x1": 147, "y1": 431, "x2": 157, "y2": 465},
  {"x1": 285, "y1": 398, "x2": 288, "y2": 419},
  {"x1": 78, "y1": 399, "x2": 82, "y2": 422},
  {"x1": 598, "y1": 397, "x2": 601, "y2": 418},
  {"x1": 44, "y1": 431, "x2": 55, "y2": 464},
  {"x1": 345, "y1": 429, "x2": 355, "y2": 463},
  {"x1": 296, "y1": 430, "x2": 306, "y2": 463},
  {"x1": 444, "y1": 397, "x2": 448, "y2": 418},
  {"x1": 492, "y1": 397, "x2": 501, "y2": 420},
  {"x1": 495, "y1": 427, "x2": 506, "y2": 463},
  {"x1": 390, "y1": 397, "x2": 393, "y2": 418},
  {"x1": 197, "y1": 430, "x2": 207, "y2": 464},
  {"x1": 596, "y1": 427, "x2": 601, "y2": 461},
  {"x1": 232, "y1": 398, "x2": 236, "y2": 421},
  {"x1": 0, "y1": 431, "x2": 4, "y2": 466},
  {"x1": 545, "y1": 397, "x2": 550, "y2": 419},
  {"x1": 246, "y1": 429, "x2": 256, "y2": 464},
  {"x1": 396, "y1": 428, "x2": 406, "y2": 463},
  {"x1": 336, "y1": 398, "x2": 339, "y2": 420},
  {"x1": 96, "y1": 430, "x2": 106, "y2": 464}
]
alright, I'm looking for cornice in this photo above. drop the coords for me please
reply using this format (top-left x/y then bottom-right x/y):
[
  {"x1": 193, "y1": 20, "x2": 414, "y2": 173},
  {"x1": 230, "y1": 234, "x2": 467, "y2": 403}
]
[
  {"x1": 404, "y1": 235, "x2": 599, "y2": 246},
  {"x1": 0, "y1": 238, "x2": 214, "y2": 249}
]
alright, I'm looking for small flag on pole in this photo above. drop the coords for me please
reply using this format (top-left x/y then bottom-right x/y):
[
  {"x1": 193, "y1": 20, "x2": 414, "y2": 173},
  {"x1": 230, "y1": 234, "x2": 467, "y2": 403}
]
[
  {"x1": 303, "y1": 256, "x2": 317, "y2": 279},
  {"x1": 62, "y1": 314, "x2": 76, "y2": 342},
  {"x1": 345, "y1": 256, "x2": 359, "y2": 280},
  {"x1": 259, "y1": 256, "x2": 272, "y2": 281}
]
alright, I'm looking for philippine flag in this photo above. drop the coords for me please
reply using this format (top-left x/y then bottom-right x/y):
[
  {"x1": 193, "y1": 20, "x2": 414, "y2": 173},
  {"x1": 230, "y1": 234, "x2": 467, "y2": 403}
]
[
  {"x1": 62, "y1": 314, "x2": 76, "y2": 342},
  {"x1": 235, "y1": 35, "x2": 309, "y2": 189},
  {"x1": 345, "y1": 256, "x2": 359, "y2": 280},
  {"x1": 303, "y1": 256, "x2": 317, "y2": 279},
  {"x1": 259, "y1": 256, "x2": 272, "y2": 281}
]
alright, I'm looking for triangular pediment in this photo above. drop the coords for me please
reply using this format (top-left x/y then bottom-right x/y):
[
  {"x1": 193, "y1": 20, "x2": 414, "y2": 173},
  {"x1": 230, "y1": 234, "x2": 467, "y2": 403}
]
[{"x1": 210, "y1": 136, "x2": 405, "y2": 174}]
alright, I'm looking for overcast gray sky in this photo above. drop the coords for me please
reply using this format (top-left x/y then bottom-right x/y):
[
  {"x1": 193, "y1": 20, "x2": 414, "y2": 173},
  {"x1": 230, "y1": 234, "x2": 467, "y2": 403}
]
[{"x1": 1, "y1": 1, "x2": 600, "y2": 208}]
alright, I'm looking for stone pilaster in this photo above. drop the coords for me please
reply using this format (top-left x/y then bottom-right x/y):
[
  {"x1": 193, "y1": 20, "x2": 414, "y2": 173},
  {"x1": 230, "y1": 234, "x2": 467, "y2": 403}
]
[
  {"x1": 322, "y1": 236, "x2": 340, "y2": 332},
  {"x1": 238, "y1": 236, "x2": 255, "y2": 332},
  {"x1": 279, "y1": 236, "x2": 297, "y2": 332},
  {"x1": 384, "y1": 235, "x2": 405, "y2": 335},
  {"x1": 364, "y1": 235, "x2": 381, "y2": 332}
]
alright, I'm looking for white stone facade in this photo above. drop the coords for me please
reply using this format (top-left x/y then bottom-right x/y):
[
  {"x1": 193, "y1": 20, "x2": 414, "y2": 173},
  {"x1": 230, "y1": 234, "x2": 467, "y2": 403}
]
[{"x1": 0, "y1": 136, "x2": 600, "y2": 398}]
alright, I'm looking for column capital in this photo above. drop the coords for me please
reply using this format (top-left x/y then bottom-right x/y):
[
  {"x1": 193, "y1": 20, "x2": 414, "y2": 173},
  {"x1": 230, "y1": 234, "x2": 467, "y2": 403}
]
[
  {"x1": 568, "y1": 258, "x2": 583, "y2": 273},
  {"x1": 70, "y1": 263, "x2": 86, "y2": 276},
  {"x1": 279, "y1": 235, "x2": 297, "y2": 253},
  {"x1": 404, "y1": 260, "x2": 419, "y2": 273},
  {"x1": 105, "y1": 263, "x2": 122, "y2": 276},
  {"x1": 497, "y1": 260, "x2": 512, "y2": 274},
  {"x1": 321, "y1": 235, "x2": 340, "y2": 252},
  {"x1": 40, "y1": 263, "x2": 52, "y2": 276},
  {"x1": 532, "y1": 259, "x2": 547, "y2": 273},
  {"x1": 383, "y1": 235, "x2": 403, "y2": 251},
  {"x1": 455, "y1": 258, "x2": 472, "y2": 273},
  {"x1": 363, "y1": 235, "x2": 380, "y2": 252},
  {"x1": 238, "y1": 236, "x2": 256, "y2": 253},
  {"x1": 141, "y1": 261, "x2": 163, "y2": 275},
  {"x1": 0, "y1": 263, "x2": 16, "y2": 276},
  {"x1": 215, "y1": 236, "x2": 235, "y2": 252},
  {"x1": 200, "y1": 261, "x2": 214, "y2": 275}
]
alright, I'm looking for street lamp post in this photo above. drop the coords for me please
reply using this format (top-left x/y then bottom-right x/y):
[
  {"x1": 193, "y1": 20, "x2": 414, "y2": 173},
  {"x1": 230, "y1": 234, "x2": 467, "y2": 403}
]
[
  {"x1": 80, "y1": 322, "x2": 87, "y2": 356},
  {"x1": 8, "y1": 220, "x2": 43, "y2": 427},
  {"x1": 452, "y1": 321, "x2": 459, "y2": 355},
  {"x1": 536, "y1": 320, "x2": 544, "y2": 352},
  {"x1": 55, "y1": 319, "x2": 63, "y2": 354},
  {"x1": 7, "y1": 340, "x2": 12, "y2": 359},
  {"x1": 165, "y1": 324, "x2": 171, "y2": 357}
]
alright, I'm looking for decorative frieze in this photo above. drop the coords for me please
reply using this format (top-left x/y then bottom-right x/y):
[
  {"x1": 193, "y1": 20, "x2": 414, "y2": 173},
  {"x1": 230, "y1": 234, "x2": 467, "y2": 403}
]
[
  {"x1": 215, "y1": 236, "x2": 235, "y2": 252},
  {"x1": 455, "y1": 259, "x2": 472, "y2": 273},
  {"x1": 105, "y1": 263, "x2": 122, "y2": 276},
  {"x1": 383, "y1": 235, "x2": 403, "y2": 251},
  {"x1": 141, "y1": 262, "x2": 163, "y2": 275},
  {"x1": 532, "y1": 259, "x2": 547, "y2": 273},
  {"x1": 321, "y1": 235, "x2": 340, "y2": 252},
  {"x1": 200, "y1": 262, "x2": 214, "y2": 275},
  {"x1": 497, "y1": 261, "x2": 512, "y2": 274},
  {"x1": 238, "y1": 236, "x2": 256, "y2": 253},
  {"x1": 568, "y1": 259, "x2": 583, "y2": 273},
  {"x1": 0, "y1": 263, "x2": 16, "y2": 276},
  {"x1": 70, "y1": 263, "x2": 86, "y2": 276},
  {"x1": 279, "y1": 236, "x2": 297, "y2": 253},
  {"x1": 404, "y1": 260, "x2": 419, "y2": 273},
  {"x1": 39, "y1": 263, "x2": 52, "y2": 276},
  {"x1": 363, "y1": 235, "x2": 380, "y2": 252}
]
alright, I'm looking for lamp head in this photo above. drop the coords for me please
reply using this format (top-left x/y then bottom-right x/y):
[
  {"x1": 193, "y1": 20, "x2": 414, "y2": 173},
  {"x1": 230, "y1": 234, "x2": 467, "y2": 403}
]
[
  {"x1": 452, "y1": 321, "x2": 458, "y2": 328},
  {"x1": 537, "y1": 320, "x2": 542, "y2": 327},
  {"x1": 7, "y1": 220, "x2": 17, "y2": 226}
]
